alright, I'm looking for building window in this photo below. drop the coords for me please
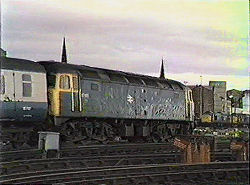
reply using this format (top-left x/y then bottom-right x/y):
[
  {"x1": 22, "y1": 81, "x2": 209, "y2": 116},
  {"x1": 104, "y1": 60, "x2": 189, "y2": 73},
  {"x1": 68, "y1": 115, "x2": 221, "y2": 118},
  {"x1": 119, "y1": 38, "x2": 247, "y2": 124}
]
[
  {"x1": 59, "y1": 75, "x2": 70, "y2": 89},
  {"x1": 91, "y1": 83, "x2": 99, "y2": 91},
  {"x1": 22, "y1": 74, "x2": 32, "y2": 97},
  {"x1": 0, "y1": 75, "x2": 5, "y2": 94}
]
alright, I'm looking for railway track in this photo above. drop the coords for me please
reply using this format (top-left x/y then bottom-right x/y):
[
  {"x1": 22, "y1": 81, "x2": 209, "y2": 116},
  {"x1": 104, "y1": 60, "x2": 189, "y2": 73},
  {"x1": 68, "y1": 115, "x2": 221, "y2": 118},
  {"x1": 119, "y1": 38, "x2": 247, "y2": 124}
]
[
  {"x1": 1, "y1": 143, "x2": 248, "y2": 184},
  {"x1": 0, "y1": 161, "x2": 248, "y2": 184},
  {"x1": 0, "y1": 153, "x2": 180, "y2": 175},
  {"x1": 0, "y1": 143, "x2": 180, "y2": 162}
]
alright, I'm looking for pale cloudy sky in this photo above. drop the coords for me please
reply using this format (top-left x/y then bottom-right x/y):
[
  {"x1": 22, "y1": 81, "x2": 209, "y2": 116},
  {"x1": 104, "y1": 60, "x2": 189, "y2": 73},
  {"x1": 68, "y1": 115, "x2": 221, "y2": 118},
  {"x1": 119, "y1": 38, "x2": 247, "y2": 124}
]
[{"x1": 1, "y1": 0, "x2": 249, "y2": 90}]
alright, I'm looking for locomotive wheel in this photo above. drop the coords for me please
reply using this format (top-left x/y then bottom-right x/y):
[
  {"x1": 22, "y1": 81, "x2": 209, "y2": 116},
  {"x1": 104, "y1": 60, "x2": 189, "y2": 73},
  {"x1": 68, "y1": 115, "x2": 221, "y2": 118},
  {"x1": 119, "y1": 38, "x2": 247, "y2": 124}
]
[
  {"x1": 60, "y1": 122, "x2": 85, "y2": 144},
  {"x1": 60, "y1": 120, "x2": 116, "y2": 145},
  {"x1": 152, "y1": 133, "x2": 161, "y2": 143},
  {"x1": 150, "y1": 123, "x2": 172, "y2": 143}
]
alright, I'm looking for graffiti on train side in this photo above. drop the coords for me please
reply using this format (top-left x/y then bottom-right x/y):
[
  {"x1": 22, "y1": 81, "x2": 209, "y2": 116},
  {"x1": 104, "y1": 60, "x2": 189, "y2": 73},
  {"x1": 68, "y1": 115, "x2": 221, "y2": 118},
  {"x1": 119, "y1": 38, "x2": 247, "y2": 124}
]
[{"x1": 152, "y1": 97, "x2": 185, "y2": 118}]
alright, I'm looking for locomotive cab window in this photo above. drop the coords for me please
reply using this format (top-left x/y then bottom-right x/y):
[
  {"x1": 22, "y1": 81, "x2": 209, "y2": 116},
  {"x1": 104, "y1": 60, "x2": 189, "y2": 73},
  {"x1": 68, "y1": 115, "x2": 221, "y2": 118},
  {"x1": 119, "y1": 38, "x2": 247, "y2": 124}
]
[
  {"x1": 22, "y1": 74, "x2": 32, "y2": 97},
  {"x1": 73, "y1": 77, "x2": 79, "y2": 90},
  {"x1": 0, "y1": 75, "x2": 5, "y2": 94},
  {"x1": 59, "y1": 75, "x2": 70, "y2": 89}
]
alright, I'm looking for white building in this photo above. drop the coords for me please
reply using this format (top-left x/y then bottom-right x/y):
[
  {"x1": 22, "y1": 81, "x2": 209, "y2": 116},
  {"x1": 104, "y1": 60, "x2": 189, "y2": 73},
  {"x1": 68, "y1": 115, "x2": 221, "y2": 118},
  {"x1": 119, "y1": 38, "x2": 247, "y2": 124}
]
[{"x1": 242, "y1": 90, "x2": 250, "y2": 114}]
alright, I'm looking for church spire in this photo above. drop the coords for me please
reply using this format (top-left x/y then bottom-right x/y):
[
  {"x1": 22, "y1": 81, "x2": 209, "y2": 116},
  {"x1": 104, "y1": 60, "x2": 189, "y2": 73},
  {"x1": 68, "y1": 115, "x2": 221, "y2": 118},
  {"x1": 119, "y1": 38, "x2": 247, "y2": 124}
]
[
  {"x1": 160, "y1": 57, "x2": 165, "y2": 79},
  {"x1": 61, "y1": 37, "x2": 67, "y2": 63}
]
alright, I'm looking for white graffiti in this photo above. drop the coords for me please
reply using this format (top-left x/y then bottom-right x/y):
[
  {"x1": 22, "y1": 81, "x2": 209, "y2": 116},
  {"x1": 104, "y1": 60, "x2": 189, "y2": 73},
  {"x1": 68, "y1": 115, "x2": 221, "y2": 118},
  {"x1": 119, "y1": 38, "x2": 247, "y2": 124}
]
[{"x1": 127, "y1": 94, "x2": 134, "y2": 104}]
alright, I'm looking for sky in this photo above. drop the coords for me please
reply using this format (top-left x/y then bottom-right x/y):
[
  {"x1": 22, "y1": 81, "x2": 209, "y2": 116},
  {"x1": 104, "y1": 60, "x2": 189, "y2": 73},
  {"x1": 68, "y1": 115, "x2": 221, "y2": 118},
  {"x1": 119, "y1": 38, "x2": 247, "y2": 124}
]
[{"x1": 1, "y1": 0, "x2": 249, "y2": 90}]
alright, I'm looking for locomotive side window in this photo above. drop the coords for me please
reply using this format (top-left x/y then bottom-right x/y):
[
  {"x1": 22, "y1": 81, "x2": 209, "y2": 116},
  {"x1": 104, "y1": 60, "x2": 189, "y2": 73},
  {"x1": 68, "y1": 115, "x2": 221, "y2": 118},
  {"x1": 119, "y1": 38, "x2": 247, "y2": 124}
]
[
  {"x1": 0, "y1": 75, "x2": 5, "y2": 94},
  {"x1": 59, "y1": 75, "x2": 70, "y2": 89},
  {"x1": 22, "y1": 74, "x2": 32, "y2": 97},
  {"x1": 91, "y1": 83, "x2": 99, "y2": 91}
]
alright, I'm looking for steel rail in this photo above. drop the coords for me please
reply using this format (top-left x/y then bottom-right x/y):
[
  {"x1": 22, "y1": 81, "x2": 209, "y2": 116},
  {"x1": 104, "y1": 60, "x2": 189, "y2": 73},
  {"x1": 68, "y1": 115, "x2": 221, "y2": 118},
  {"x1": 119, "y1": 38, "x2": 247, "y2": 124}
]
[
  {"x1": 0, "y1": 162, "x2": 248, "y2": 184},
  {"x1": 59, "y1": 168, "x2": 249, "y2": 185},
  {"x1": 0, "y1": 153, "x2": 181, "y2": 176},
  {"x1": 0, "y1": 143, "x2": 180, "y2": 162}
]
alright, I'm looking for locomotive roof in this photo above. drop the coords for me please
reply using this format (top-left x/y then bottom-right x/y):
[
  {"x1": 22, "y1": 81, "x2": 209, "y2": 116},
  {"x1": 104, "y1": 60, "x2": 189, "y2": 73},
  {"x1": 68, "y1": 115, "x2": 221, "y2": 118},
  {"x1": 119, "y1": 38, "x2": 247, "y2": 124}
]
[
  {"x1": 38, "y1": 61, "x2": 185, "y2": 90},
  {"x1": 0, "y1": 57, "x2": 46, "y2": 73}
]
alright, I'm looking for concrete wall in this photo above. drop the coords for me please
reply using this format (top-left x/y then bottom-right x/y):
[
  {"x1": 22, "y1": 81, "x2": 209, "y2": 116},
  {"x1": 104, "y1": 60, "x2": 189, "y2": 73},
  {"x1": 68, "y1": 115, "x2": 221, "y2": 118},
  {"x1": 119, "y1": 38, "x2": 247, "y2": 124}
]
[{"x1": 209, "y1": 81, "x2": 226, "y2": 113}]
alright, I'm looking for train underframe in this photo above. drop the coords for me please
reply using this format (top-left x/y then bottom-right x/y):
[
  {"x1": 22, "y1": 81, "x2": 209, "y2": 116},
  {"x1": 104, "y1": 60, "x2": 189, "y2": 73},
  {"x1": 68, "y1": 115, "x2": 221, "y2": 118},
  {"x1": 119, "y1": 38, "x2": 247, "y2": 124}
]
[
  {"x1": 56, "y1": 117, "x2": 194, "y2": 145},
  {"x1": 0, "y1": 117, "x2": 194, "y2": 150}
]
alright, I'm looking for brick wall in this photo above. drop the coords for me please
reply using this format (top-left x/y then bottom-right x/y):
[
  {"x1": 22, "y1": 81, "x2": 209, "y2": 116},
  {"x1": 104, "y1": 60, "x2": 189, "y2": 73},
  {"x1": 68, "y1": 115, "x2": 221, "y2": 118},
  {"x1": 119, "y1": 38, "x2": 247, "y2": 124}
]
[{"x1": 190, "y1": 86, "x2": 213, "y2": 119}]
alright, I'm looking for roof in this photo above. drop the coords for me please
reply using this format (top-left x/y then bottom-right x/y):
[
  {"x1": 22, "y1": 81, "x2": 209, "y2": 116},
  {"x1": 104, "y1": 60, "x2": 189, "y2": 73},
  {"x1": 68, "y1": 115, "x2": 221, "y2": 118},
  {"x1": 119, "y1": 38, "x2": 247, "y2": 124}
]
[
  {"x1": 0, "y1": 48, "x2": 7, "y2": 57},
  {"x1": 39, "y1": 61, "x2": 186, "y2": 91},
  {"x1": 243, "y1": 90, "x2": 250, "y2": 94},
  {"x1": 0, "y1": 57, "x2": 46, "y2": 73}
]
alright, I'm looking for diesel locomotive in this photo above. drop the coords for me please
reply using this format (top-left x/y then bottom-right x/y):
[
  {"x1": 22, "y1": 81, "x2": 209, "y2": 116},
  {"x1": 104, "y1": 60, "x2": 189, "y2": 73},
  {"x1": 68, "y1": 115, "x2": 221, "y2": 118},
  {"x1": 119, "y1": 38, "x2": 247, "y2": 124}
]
[{"x1": 0, "y1": 56, "x2": 194, "y2": 147}]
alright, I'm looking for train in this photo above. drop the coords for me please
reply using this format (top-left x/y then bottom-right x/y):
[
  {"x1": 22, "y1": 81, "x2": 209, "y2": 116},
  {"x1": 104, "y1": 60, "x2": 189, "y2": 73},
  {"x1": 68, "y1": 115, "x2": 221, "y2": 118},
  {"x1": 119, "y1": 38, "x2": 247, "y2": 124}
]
[{"x1": 0, "y1": 56, "x2": 195, "y2": 148}]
